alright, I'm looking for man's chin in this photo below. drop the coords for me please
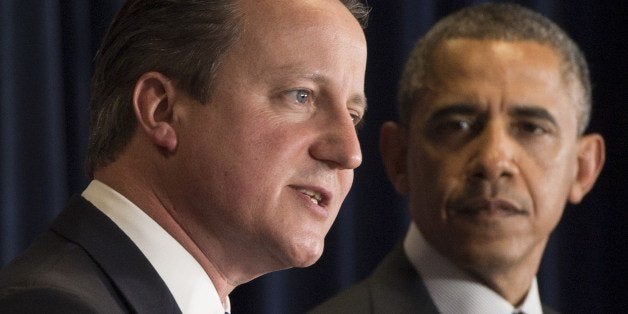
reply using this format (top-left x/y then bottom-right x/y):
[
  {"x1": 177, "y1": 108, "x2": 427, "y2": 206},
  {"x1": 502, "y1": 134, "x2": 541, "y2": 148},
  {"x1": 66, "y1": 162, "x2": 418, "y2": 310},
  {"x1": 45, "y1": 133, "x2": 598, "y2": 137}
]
[
  {"x1": 281, "y1": 240, "x2": 325, "y2": 268},
  {"x1": 452, "y1": 242, "x2": 528, "y2": 276}
]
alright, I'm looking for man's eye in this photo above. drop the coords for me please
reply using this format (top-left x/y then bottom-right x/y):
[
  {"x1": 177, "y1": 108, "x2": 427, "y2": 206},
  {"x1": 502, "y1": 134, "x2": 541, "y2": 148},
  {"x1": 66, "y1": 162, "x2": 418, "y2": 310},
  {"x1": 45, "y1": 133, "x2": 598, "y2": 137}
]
[
  {"x1": 426, "y1": 117, "x2": 478, "y2": 144},
  {"x1": 444, "y1": 119, "x2": 473, "y2": 132},
  {"x1": 289, "y1": 89, "x2": 311, "y2": 104},
  {"x1": 350, "y1": 112, "x2": 363, "y2": 127},
  {"x1": 514, "y1": 121, "x2": 548, "y2": 135}
]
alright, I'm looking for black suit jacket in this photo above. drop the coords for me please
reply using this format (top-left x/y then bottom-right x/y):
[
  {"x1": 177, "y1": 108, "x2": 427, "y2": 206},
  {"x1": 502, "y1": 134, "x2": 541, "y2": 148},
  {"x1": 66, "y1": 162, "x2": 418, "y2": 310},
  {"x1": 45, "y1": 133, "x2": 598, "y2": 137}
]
[
  {"x1": 311, "y1": 243, "x2": 559, "y2": 314},
  {"x1": 0, "y1": 195, "x2": 181, "y2": 313}
]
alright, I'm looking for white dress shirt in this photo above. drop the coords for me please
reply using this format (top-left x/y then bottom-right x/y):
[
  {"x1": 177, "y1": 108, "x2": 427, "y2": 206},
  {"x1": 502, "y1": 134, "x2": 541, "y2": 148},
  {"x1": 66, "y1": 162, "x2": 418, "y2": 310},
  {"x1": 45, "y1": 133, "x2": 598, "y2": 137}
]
[
  {"x1": 403, "y1": 222, "x2": 543, "y2": 314},
  {"x1": 82, "y1": 180, "x2": 230, "y2": 314}
]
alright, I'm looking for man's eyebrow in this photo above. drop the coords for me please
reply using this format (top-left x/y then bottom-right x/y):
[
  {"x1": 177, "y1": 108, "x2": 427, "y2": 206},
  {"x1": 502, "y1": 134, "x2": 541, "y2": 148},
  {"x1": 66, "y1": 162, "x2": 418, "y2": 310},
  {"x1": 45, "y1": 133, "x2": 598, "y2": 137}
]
[
  {"x1": 428, "y1": 103, "x2": 480, "y2": 121},
  {"x1": 509, "y1": 105, "x2": 558, "y2": 126},
  {"x1": 349, "y1": 94, "x2": 368, "y2": 113},
  {"x1": 276, "y1": 67, "x2": 326, "y2": 82}
]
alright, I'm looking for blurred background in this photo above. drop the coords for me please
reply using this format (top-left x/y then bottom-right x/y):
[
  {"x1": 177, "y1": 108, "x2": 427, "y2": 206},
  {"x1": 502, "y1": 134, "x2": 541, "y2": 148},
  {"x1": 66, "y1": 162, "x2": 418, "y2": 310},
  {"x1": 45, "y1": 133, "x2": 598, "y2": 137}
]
[{"x1": 1, "y1": 0, "x2": 626, "y2": 312}]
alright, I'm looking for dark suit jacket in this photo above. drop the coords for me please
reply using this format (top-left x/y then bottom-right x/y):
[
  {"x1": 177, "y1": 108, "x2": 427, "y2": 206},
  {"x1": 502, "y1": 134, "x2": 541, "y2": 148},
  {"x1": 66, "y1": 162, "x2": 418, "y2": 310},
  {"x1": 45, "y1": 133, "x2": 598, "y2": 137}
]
[
  {"x1": 311, "y1": 243, "x2": 559, "y2": 314},
  {"x1": 0, "y1": 195, "x2": 181, "y2": 313}
]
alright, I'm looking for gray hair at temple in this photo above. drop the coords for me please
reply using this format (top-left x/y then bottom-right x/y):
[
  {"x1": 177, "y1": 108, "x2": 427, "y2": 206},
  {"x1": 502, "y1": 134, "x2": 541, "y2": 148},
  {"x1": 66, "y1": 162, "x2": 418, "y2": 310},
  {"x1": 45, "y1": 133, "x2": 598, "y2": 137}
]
[
  {"x1": 398, "y1": 2, "x2": 591, "y2": 135},
  {"x1": 86, "y1": 0, "x2": 370, "y2": 176}
]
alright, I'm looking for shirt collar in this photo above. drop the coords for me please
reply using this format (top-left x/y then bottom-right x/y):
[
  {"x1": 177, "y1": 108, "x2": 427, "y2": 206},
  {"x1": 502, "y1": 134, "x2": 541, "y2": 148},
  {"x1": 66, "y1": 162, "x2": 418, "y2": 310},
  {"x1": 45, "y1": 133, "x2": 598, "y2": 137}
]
[
  {"x1": 82, "y1": 180, "x2": 230, "y2": 314},
  {"x1": 403, "y1": 222, "x2": 542, "y2": 314}
]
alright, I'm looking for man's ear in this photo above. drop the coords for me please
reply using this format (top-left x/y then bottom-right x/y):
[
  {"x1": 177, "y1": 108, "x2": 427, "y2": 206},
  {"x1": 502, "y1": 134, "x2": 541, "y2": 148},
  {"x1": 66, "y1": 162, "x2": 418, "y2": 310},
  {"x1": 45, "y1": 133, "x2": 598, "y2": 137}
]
[
  {"x1": 569, "y1": 133, "x2": 605, "y2": 204},
  {"x1": 132, "y1": 72, "x2": 178, "y2": 153},
  {"x1": 380, "y1": 121, "x2": 409, "y2": 195}
]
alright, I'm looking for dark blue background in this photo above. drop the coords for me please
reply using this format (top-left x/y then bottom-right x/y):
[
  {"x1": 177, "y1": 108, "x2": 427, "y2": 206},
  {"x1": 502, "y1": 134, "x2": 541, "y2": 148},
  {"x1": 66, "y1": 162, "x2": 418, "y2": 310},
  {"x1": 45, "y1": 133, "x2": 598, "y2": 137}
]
[{"x1": 1, "y1": 1, "x2": 626, "y2": 313}]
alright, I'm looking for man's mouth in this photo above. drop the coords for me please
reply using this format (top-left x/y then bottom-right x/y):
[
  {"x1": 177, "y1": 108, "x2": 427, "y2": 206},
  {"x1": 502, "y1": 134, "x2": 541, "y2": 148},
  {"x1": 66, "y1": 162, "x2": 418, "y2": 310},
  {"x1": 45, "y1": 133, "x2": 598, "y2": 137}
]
[
  {"x1": 298, "y1": 188, "x2": 323, "y2": 206},
  {"x1": 456, "y1": 198, "x2": 527, "y2": 218}
]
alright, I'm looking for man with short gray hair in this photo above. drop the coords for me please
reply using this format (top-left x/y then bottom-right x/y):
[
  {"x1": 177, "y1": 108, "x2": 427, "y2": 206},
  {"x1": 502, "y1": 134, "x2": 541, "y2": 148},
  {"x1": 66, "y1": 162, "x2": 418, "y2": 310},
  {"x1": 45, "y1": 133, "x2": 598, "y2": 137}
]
[{"x1": 312, "y1": 3, "x2": 604, "y2": 313}]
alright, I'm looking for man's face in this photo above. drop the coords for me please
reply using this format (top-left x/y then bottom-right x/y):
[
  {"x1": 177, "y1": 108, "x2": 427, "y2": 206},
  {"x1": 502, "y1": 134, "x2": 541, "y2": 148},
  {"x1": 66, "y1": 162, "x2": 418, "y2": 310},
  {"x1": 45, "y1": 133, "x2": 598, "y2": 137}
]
[
  {"x1": 168, "y1": 0, "x2": 366, "y2": 279},
  {"x1": 400, "y1": 39, "x2": 588, "y2": 276}
]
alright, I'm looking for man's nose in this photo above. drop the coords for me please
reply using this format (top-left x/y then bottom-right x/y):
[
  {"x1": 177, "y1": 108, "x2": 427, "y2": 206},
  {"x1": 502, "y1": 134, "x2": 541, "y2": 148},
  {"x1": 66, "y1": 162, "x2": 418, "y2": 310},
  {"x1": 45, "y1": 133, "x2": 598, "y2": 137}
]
[
  {"x1": 309, "y1": 109, "x2": 362, "y2": 170},
  {"x1": 467, "y1": 121, "x2": 519, "y2": 181}
]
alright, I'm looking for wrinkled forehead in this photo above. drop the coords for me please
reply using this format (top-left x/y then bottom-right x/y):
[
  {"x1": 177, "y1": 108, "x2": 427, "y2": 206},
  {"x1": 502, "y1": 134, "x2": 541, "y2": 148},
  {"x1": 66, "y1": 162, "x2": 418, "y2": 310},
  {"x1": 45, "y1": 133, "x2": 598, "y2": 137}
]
[
  {"x1": 426, "y1": 38, "x2": 581, "y2": 102},
  {"x1": 232, "y1": 0, "x2": 367, "y2": 70}
]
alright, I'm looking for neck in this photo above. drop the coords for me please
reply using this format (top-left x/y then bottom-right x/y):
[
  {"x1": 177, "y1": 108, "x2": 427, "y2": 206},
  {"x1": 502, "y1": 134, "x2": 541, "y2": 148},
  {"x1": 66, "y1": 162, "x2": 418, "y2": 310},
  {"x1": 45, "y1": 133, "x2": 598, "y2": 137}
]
[
  {"x1": 472, "y1": 267, "x2": 535, "y2": 306},
  {"x1": 461, "y1": 248, "x2": 544, "y2": 306}
]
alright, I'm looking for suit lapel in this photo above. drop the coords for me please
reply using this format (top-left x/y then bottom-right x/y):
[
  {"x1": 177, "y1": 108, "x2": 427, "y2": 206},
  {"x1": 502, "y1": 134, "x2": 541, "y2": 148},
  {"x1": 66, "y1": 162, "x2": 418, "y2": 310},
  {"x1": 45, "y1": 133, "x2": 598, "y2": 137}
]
[
  {"x1": 367, "y1": 243, "x2": 440, "y2": 313},
  {"x1": 51, "y1": 195, "x2": 181, "y2": 313}
]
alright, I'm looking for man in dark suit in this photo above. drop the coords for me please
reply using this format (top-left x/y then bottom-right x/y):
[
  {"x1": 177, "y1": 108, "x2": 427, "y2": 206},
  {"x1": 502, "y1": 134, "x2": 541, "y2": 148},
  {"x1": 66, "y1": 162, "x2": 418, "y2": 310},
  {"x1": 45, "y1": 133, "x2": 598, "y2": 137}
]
[
  {"x1": 0, "y1": 0, "x2": 370, "y2": 312},
  {"x1": 312, "y1": 3, "x2": 605, "y2": 313}
]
